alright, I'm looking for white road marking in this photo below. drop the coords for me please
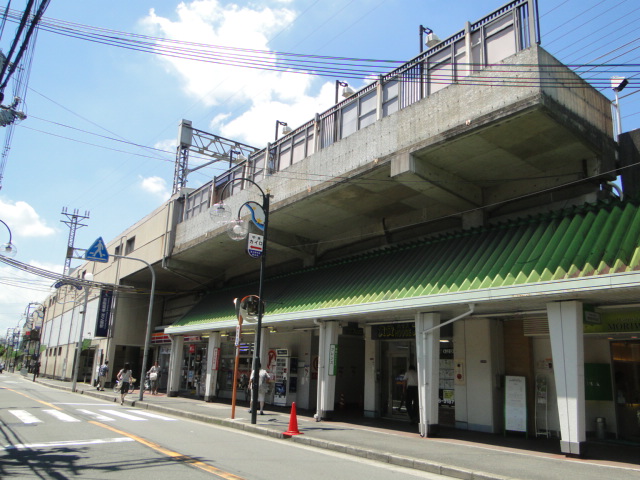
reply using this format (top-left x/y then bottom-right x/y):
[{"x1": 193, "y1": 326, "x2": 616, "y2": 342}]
[
  {"x1": 8, "y1": 410, "x2": 41, "y2": 424},
  {"x1": 43, "y1": 409, "x2": 81, "y2": 422},
  {"x1": 126, "y1": 410, "x2": 176, "y2": 421},
  {"x1": 100, "y1": 409, "x2": 147, "y2": 421},
  {"x1": 2, "y1": 437, "x2": 134, "y2": 450},
  {"x1": 76, "y1": 408, "x2": 114, "y2": 422}
]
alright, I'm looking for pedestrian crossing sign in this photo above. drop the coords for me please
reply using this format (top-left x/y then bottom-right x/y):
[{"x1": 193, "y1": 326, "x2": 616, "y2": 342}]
[{"x1": 85, "y1": 237, "x2": 109, "y2": 263}]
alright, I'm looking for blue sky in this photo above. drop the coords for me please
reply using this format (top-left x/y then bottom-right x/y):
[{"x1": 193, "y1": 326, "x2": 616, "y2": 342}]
[{"x1": 1, "y1": 0, "x2": 639, "y2": 335}]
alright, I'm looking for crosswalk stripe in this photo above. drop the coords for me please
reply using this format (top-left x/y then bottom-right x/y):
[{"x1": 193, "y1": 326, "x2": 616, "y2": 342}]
[
  {"x1": 3, "y1": 437, "x2": 134, "y2": 450},
  {"x1": 9, "y1": 410, "x2": 41, "y2": 424},
  {"x1": 100, "y1": 409, "x2": 147, "y2": 421},
  {"x1": 76, "y1": 409, "x2": 114, "y2": 422},
  {"x1": 43, "y1": 409, "x2": 81, "y2": 422},
  {"x1": 125, "y1": 410, "x2": 176, "y2": 421}
]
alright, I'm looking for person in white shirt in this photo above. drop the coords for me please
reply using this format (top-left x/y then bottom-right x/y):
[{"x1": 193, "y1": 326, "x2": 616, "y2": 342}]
[
  {"x1": 249, "y1": 368, "x2": 271, "y2": 415},
  {"x1": 117, "y1": 363, "x2": 132, "y2": 405},
  {"x1": 402, "y1": 365, "x2": 419, "y2": 424}
]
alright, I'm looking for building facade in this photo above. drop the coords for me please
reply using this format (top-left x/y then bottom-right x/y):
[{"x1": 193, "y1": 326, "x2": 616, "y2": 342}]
[{"x1": 35, "y1": 0, "x2": 640, "y2": 457}]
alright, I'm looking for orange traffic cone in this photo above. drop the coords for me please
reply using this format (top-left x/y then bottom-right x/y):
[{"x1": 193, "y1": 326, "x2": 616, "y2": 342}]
[{"x1": 283, "y1": 402, "x2": 303, "y2": 437}]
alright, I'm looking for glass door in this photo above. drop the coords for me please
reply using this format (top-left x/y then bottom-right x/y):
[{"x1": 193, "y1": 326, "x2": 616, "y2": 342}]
[{"x1": 381, "y1": 352, "x2": 409, "y2": 420}]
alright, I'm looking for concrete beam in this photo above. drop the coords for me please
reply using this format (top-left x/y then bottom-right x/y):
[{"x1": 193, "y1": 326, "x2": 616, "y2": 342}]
[{"x1": 390, "y1": 151, "x2": 482, "y2": 210}]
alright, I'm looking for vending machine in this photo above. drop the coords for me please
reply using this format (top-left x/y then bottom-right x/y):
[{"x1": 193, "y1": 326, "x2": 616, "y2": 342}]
[{"x1": 273, "y1": 349, "x2": 298, "y2": 406}]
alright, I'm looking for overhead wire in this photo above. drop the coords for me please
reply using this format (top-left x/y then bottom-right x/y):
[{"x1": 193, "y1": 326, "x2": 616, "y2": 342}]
[{"x1": 0, "y1": 6, "x2": 637, "y2": 87}]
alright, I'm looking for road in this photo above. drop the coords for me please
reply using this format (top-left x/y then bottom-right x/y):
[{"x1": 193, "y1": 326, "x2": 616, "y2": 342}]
[{"x1": 0, "y1": 374, "x2": 449, "y2": 479}]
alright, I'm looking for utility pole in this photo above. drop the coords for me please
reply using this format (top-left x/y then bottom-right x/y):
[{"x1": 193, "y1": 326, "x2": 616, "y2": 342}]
[{"x1": 60, "y1": 208, "x2": 90, "y2": 275}]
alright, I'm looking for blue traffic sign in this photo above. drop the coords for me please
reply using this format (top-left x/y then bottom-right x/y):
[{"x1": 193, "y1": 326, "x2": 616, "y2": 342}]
[{"x1": 85, "y1": 237, "x2": 109, "y2": 263}]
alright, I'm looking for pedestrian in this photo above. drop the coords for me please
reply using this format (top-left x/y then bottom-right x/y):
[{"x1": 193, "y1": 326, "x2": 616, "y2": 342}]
[
  {"x1": 248, "y1": 367, "x2": 271, "y2": 415},
  {"x1": 97, "y1": 360, "x2": 109, "y2": 391},
  {"x1": 116, "y1": 362, "x2": 132, "y2": 405},
  {"x1": 402, "y1": 365, "x2": 419, "y2": 424},
  {"x1": 32, "y1": 361, "x2": 40, "y2": 382},
  {"x1": 148, "y1": 361, "x2": 160, "y2": 395}
]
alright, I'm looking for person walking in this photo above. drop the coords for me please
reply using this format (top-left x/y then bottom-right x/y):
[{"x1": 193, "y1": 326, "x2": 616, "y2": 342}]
[
  {"x1": 147, "y1": 361, "x2": 160, "y2": 395},
  {"x1": 248, "y1": 367, "x2": 271, "y2": 415},
  {"x1": 402, "y1": 365, "x2": 419, "y2": 424},
  {"x1": 97, "y1": 360, "x2": 109, "y2": 391},
  {"x1": 116, "y1": 363, "x2": 132, "y2": 405}
]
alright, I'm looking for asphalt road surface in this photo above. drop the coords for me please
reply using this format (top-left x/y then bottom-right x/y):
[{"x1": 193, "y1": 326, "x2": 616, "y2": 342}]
[{"x1": 0, "y1": 374, "x2": 450, "y2": 479}]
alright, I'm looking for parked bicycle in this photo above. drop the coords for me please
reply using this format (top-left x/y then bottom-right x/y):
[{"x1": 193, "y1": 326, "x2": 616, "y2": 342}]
[{"x1": 113, "y1": 377, "x2": 136, "y2": 394}]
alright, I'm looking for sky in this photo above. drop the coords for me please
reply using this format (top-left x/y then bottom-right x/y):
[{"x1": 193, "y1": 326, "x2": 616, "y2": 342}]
[{"x1": 0, "y1": 0, "x2": 639, "y2": 337}]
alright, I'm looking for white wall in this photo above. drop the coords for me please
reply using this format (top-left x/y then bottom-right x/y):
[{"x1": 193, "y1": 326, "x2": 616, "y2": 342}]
[{"x1": 454, "y1": 317, "x2": 502, "y2": 432}]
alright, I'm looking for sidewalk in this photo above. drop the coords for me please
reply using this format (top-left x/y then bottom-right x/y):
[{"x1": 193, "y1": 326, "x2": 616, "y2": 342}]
[{"x1": 23, "y1": 373, "x2": 640, "y2": 480}]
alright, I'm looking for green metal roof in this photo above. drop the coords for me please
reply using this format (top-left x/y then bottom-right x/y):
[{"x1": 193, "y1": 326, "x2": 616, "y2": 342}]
[{"x1": 168, "y1": 200, "x2": 640, "y2": 331}]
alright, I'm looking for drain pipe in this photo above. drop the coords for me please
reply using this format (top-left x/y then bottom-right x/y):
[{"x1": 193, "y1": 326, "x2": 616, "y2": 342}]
[
  {"x1": 313, "y1": 319, "x2": 324, "y2": 421},
  {"x1": 421, "y1": 303, "x2": 475, "y2": 338},
  {"x1": 419, "y1": 303, "x2": 475, "y2": 438}
]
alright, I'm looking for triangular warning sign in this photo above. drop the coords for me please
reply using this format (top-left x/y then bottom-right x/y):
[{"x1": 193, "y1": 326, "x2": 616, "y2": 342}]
[{"x1": 85, "y1": 237, "x2": 109, "y2": 263}]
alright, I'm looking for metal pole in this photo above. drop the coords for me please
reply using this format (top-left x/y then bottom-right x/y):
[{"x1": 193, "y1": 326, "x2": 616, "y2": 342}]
[
  {"x1": 614, "y1": 90, "x2": 622, "y2": 142},
  {"x1": 71, "y1": 286, "x2": 90, "y2": 392},
  {"x1": 251, "y1": 192, "x2": 269, "y2": 425},
  {"x1": 231, "y1": 318, "x2": 242, "y2": 419}
]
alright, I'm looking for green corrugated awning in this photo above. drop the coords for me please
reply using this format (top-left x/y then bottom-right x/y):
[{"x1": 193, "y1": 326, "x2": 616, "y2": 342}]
[{"x1": 167, "y1": 200, "x2": 640, "y2": 333}]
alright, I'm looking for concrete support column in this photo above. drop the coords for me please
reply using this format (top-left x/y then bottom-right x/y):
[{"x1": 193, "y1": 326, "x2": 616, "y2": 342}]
[
  {"x1": 547, "y1": 301, "x2": 586, "y2": 456},
  {"x1": 363, "y1": 325, "x2": 377, "y2": 417},
  {"x1": 316, "y1": 320, "x2": 339, "y2": 420},
  {"x1": 204, "y1": 332, "x2": 221, "y2": 402},
  {"x1": 167, "y1": 335, "x2": 183, "y2": 397},
  {"x1": 415, "y1": 312, "x2": 441, "y2": 437}
]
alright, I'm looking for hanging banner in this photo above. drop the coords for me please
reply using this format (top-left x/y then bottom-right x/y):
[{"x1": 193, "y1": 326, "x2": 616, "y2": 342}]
[
  {"x1": 94, "y1": 290, "x2": 113, "y2": 337},
  {"x1": 328, "y1": 344, "x2": 338, "y2": 376}
]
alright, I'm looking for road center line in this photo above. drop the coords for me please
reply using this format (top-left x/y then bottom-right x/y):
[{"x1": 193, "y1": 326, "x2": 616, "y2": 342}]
[
  {"x1": 89, "y1": 421, "x2": 247, "y2": 480},
  {"x1": 3, "y1": 387, "x2": 62, "y2": 410}
]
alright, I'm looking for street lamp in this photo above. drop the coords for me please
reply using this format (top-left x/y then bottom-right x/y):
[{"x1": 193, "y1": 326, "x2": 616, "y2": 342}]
[
  {"x1": 211, "y1": 177, "x2": 270, "y2": 425},
  {"x1": 275, "y1": 120, "x2": 292, "y2": 141},
  {"x1": 335, "y1": 80, "x2": 355, "y2": 104},
  {"x1": 419, "y1": 25, "x2": 441, "y2": 52},
  {"x1": 0, "y1": 218, "x2": 17, "y2": 257},
  {"x1": 611, "y1": 76, "x2": 629, "y2": 141}
]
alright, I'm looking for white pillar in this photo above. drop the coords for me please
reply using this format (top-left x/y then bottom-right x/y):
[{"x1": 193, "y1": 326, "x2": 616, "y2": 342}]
[
  {"x1": 167, "y1": 335, "x2": 184, "y2": 397},
  {"x1": 204, "y1": 332, "x2": 221, "y2": 402},
  {"x1": 547, "y1": 301, "x2": 586, "y2": 456},
  {"x1": 363, "y1": 325, "x2": 377, "y2": 417},
  {"x1": 416, "y1": 312, "x2": 441, "y2": 437},
  {"x1": 317, "y1": 321, "x2": 339, "y2": 420}
]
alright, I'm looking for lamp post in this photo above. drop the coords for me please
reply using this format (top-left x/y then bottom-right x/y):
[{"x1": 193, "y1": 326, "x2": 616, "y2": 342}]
[
  {"x1": 0, "y1": 218, "x2": 18, "y2": 257},
  {"x1": 611, "y1": 76, "x2": 629, "y2": 141},
  {"x1": 211, "y1": 177, "x2": 270, "y2": 425},
  {"x1": 111, "y1": 254, "x2": 156, "y2": 402},
  {"x1": 335, "y1": 80, "x2": 355, "y2": 104}
]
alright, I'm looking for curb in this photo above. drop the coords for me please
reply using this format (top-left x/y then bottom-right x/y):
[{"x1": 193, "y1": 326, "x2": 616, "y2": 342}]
[{"x1": 31, "y1": 376, "x2": 517, "y2": 480}]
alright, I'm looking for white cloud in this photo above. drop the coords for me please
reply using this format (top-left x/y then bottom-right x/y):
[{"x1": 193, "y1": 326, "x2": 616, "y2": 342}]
[
  {"x1": 0, "y1": 199, "x2": 56, "y2": 239},
  {"x1": 140, "y1": 176, "x2": 170, "y2": 200},
  {"x1": 139, "y1": 1, "x2": 344, "y2": 146}
]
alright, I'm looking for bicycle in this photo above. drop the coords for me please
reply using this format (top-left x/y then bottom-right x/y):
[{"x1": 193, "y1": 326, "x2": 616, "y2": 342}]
[{"x1": 113, "y1": 378, "x2": 136, "y2": 394}]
